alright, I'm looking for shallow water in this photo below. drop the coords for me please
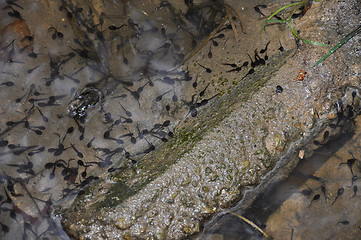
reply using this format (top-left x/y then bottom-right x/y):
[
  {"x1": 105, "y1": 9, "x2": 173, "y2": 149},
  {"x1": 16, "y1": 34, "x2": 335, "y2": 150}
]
[
  {"x1": 200, "y1": 99, "x2": 361, "y2": 240},
  {"x1": 1, "y1": 0, "x2": 360, "y2": 239},
  {"x1": 0, "y1": 0, "x2": 232, "y2": 239}
]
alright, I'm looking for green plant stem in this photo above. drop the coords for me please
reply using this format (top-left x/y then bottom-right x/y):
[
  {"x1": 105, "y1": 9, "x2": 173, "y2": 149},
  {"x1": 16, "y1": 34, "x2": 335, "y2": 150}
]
[
  {"x1": 260, "y1": 2, "x2": 302, "y2": 36},
  {"x1": 314, "y1": 25, "x2": 361, "y2": 67},
  {"x1": 261, "y1": 1, "x2": 329, "y2": 47},
  {"x1": 289, "y1": 20, "x2": 329, "y2": 47}
]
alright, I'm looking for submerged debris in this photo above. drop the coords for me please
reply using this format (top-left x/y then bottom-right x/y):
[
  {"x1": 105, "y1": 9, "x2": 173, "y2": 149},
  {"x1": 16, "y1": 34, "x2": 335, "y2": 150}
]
[{"x1": 67, "y1": 86, "x2": 103, "y2": 118}]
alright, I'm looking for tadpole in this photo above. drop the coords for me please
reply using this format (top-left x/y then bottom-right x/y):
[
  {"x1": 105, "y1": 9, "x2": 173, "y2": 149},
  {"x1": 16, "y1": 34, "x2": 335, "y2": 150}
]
[
  {"x1": 278, "y1": 39, "x2": 284, "y2": 52},
  {"x1": 119, "y1": 103, "x2": 132, "y2": 117},
  {"x1": 155, "y1": 90, "x2": 172, "y2": 102},
  {"x1": 62, "y1": 127, "x2": 74, "y2": 142},
  {"x1": 308, "y1": 194, "x2": 320, "y2": 207},
  {"x1": 332, "y1": 187, "x2": 344, "y2": 205},
  {"x1": 339, "y1": 158, "x2": 356, "y2": 177},
  {"x1": 37, "y1": 107, "x2": 48, "y2": 122},
  {"x1": 162, "y1": 77, "x2": 175, "y2": 85},
  {"x1": 223, "y1": 63, "x2": 237, "y2": 68},
  {"x1": 351, "y1": 185, "x2": 357, "y2": 198},
  {"x1": 70, "y1": 143, "x2": 84, "y2": 158},
  {"x1": 352, "y1": 91, "x2": 357, "y2": 105},
  {"x1": 322, "y1": 130, "x2": 329, "y2": 142},
  {"x1": 208, "y1": 44, "x2": 212, "y2": 58},
  {"x1": 192, "y1": 75, "x2": 198, "y2": 88},
  {"x1": 48, "y1": 27, "x2": 64, "y2": 40},
  {"x1": 260, "y1": 41, "x2": 270, "y2": 54},
  {"x1": 87, "y1": 137, "x2": 95, "y2": 148},
  {"x1": 74, "y1": 119, "x2": 85, "y2": 140},
  {"x1": 108, "y1": 24, "x2": 125, "y2": 30},
  {"x1": 225, "y1": 61, "x2": 249, "y2": 73},
  {"x1": 172, "y1": 92, "x2": 178, "y2": 102},
  {"x1": 1, "y1": 81, "x2": 14, "y2": 86},
  {"x1": 6, "y1": 0, "x2": 24, "y2": 9},
  {"x1": 320, "y1": 185, "x2": 327, "y2": 201},
  {"x1": 124, "y1": 86, "x2": 141, "y2": 106},
  {"x1": 16, "y1": 93, "x2": 26, "y2": 103},
  {"x1": 254, "y1": 4, "x2": 267, "y2": 16},
  {"x1": 199, "y1": 83, "x2": 210, "y2": 98},
  {"x1": 198, "y1": 63, "x2": 212, "y2": 73},
  {"x1": 211, "y1": 39, "x2": 218, "y2": 46},
  {"x1": 28, "y1": 50, "x2": 38, "y2": 58},
  {"x1": 337, "y1": 220, "x2": 350, "y2": 225},
  {"x1": 254, "y1": 49, "x2": 265, "y2": 65},
  {"x1": 0, "y1": 222, "x2": 9, "y2": 233},
  {"x1": 143, "y1": 143, "x2": 156, "y2": 154},
  {"x1": 28, "y1": 146, "x2": 45, "y2": 156},
  {"x1": 4, "y1": 6, "x2": 22, "y2": 20},
  {"x1": 0, "y1": 139, "x2": 9, "y2": 147},
  {"x1": 48, "y1": 133, "x2": 68, "y2": 156}
]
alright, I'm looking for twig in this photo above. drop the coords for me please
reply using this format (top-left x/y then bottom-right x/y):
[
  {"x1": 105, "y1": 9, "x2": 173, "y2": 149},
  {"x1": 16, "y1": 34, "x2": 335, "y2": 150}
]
[
  {"x1": 229, "y1": 211, "x2": 270, "y2": 239},
  {"x1": 182, "y1": 15, "x2": 228, "y2": 64}
]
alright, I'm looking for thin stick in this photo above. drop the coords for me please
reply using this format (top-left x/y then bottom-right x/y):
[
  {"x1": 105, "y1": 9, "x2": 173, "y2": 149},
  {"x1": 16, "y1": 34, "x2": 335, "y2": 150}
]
[
  {"x1": 226, "y1": 3, "x2": 246, "y2": 33},
  {"x1": 182, "y1": 15, "x2": 228, "y2": 64},
  {"x1": 229, "y1": 211, "x2": 270, "y2": 239},
  {"x1": 227, "y1": 10, "x2": 239, "y2": 42},
  {"x1": 128, "y1": 35, "x2": 136, "y2": 56}
]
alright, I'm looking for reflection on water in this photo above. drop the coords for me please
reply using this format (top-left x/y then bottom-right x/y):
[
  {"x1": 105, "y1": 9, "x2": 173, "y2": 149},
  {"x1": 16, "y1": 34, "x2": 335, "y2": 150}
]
[
  {"x1": 0, "y1": 0, "x2": 233, "y2": 239},
  {"x1": 200, "y1": 89, "x2": 361, "y2": 239}
]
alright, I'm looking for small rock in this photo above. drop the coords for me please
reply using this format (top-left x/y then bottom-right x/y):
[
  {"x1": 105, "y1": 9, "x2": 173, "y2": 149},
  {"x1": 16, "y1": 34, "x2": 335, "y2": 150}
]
[
  {"x1": 329, "y1": 112, "x2": 335, "y2": 120},
  {"x1": 298, "y1": 150, "x2": 305, "y2": 159},
  {"x1": 115, "y1": 217, "x2": 133, "y2": 230}
]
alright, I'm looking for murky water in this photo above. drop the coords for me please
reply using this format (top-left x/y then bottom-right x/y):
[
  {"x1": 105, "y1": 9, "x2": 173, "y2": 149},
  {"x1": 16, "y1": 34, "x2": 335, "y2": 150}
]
[
  {"x1": 0, "y1": 0, "x2": 235, "y2": 239},
  {"x1": 200, "y1": 91, "x2": 361, "y2": 239},
  {"x1": 1, "y1": 0, "x2": 359, "y2": 239}
]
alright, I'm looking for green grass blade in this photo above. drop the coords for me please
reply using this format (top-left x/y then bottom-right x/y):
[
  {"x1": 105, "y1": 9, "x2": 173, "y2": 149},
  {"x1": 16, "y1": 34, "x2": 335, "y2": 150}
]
[
  {"x1": 264, "y1": 19, "x2": 286, "y2": 24},
  {"x1": 266, "y1": 2, "x2": 302, "y2": 21},
  {"x1": 260, "y1": 2, "x2": 302, "y2": 36},
  {"x1": 289, "y1": 20, "x2": 329, "y2": 47},
  {"x1": 314, "y1": 25, "x2": 361, "y2": 67}
]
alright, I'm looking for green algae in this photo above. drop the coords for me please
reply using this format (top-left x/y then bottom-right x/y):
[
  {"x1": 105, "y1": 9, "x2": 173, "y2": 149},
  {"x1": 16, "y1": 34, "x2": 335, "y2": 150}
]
[{"x1": 64, "y1": 48, "x2": 294, "y2": 215}]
